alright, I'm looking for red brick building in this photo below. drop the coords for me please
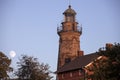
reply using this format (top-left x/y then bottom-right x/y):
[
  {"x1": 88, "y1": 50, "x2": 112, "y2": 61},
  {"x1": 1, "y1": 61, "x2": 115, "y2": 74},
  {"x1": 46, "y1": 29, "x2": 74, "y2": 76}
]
[{"x1": 56, "y1": 5, "x2": 99, "y2": 80}]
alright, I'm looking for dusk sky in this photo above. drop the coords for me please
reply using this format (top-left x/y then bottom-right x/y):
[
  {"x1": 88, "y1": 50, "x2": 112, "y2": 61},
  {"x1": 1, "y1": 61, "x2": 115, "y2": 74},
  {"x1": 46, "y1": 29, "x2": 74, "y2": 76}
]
[{"x1": 0, "y1": 0, "x2": 120, "y2": 78}]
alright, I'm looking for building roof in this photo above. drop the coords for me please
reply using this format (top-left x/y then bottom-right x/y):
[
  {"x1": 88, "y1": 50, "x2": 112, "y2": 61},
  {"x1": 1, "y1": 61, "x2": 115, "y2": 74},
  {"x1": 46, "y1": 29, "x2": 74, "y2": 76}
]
[
  {"x1": 57, "y1": 53, "x2": 98, "y2": 73},
  {"x1": 63, "y1": 5, "x2": 76, "y2": 15}
]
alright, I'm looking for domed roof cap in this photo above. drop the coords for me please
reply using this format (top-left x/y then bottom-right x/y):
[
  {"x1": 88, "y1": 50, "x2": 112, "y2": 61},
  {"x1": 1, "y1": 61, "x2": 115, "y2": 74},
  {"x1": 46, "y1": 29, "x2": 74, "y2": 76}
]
[{"x1": 63, "y1": 5, "x2": 76, "y2": 15}]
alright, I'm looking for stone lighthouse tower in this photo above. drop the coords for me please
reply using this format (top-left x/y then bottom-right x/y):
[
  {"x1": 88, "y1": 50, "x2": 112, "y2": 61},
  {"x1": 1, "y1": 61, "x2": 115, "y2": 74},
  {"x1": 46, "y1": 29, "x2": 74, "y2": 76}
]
[{"x1": 57, "y1": 5, "x2": 83, "y2": 69}]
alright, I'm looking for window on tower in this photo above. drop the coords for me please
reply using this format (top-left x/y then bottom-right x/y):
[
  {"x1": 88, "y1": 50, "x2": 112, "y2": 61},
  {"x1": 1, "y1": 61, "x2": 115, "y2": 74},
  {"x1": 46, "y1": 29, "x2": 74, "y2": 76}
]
[
  {"x1": 65, "y1": 14, "x2": 75, "y2": 22},
  {"x1": 66, "y1": 16, "x2": 70, "y2": 22},
  {"x1": 65, "y1": 58, "x2": 71, "y2": 64}
]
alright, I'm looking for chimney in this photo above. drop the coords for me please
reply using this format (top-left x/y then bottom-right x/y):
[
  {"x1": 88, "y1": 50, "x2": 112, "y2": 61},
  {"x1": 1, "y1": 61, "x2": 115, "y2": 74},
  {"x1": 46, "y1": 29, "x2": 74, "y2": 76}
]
[{"x1": 78, "y1": 51, "x2": 84, "y2": 56}]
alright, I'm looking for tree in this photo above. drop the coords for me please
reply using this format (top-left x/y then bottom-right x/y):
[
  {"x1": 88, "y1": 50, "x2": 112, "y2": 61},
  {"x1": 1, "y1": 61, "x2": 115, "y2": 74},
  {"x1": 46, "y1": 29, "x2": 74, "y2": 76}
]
[
  {"x1": 15, "y1": 55, "x2": 53, "y2": 80},
  {"x1": 86, "y1": 43, "x2": 120, "y2": 80},
  {"x1": 0, "y1": 51, "x2": 13, "y2": 79}
]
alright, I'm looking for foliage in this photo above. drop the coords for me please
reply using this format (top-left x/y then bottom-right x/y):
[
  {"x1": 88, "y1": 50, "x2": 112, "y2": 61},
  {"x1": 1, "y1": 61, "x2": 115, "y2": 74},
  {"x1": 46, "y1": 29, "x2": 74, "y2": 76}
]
[
  {"x1": 15, "y1": 55, "x2": 53, "y2": 80},
  {"x1": 86, "y1": 43, "x2": 120, "y2": 80},
  {"x1": 0, "y1": 52, "x2": 13, "y2": 79}
]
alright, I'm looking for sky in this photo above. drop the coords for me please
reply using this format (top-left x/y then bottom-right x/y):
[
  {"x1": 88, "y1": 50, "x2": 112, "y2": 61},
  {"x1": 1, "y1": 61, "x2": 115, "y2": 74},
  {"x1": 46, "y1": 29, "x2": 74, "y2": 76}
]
[{"x1": 0, "y1": 0, "x2": 120, "y2": 79}]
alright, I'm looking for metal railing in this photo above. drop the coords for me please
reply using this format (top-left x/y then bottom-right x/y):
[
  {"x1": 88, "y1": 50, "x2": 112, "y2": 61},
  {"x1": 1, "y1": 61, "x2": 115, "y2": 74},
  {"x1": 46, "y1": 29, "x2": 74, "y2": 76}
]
[{"x1": 57, "y1": 26, "x2": 82, "y2": 34}]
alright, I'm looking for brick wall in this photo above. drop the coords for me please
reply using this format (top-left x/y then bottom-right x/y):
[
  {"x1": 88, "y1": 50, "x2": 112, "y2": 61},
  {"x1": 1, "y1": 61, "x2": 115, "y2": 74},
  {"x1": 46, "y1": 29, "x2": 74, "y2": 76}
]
[{"x1": 57, "y1": 70, "x2": 84, "y2": 80}]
